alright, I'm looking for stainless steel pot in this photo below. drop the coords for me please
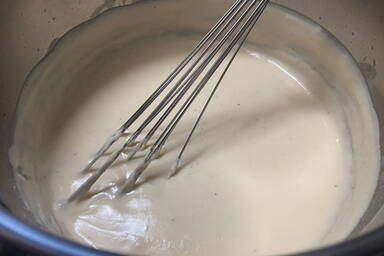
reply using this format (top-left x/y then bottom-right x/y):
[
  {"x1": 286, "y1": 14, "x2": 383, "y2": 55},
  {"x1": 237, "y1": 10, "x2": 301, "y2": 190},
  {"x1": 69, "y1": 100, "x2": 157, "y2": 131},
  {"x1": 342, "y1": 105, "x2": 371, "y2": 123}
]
[{"x1": 0, "y1": 0, "x2": 383, "y2": 255}]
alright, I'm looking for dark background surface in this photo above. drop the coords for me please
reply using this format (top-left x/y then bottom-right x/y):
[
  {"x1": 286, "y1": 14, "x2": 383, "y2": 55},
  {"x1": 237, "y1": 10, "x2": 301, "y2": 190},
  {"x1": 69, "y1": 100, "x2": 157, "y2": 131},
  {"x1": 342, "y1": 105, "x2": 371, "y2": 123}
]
[{"x1": 0, "y1": 243, "x2": 36, "y2": 256}]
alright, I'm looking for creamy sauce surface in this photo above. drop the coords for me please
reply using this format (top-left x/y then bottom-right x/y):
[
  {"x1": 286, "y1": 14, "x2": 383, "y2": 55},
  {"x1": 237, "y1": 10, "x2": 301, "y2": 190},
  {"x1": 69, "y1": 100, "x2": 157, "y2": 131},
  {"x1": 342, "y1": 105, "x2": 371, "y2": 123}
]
[{"x1": 9, "y1": 3, "x2": 380, "y2": 256}]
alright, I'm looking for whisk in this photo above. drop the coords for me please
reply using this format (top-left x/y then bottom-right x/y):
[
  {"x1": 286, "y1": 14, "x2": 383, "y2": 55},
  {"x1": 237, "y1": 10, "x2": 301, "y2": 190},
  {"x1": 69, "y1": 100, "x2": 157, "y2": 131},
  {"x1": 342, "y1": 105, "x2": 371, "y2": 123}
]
[{"x1": 67, "y1": 0, "x2": 269, "y2": 203}]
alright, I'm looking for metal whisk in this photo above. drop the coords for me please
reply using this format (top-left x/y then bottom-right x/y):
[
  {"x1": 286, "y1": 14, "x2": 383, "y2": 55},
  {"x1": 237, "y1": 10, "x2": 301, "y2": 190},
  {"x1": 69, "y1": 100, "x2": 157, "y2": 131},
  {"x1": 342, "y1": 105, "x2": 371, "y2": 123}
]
[{"x1": 68, "y1": 0, "x2": 269, "y2": 203}]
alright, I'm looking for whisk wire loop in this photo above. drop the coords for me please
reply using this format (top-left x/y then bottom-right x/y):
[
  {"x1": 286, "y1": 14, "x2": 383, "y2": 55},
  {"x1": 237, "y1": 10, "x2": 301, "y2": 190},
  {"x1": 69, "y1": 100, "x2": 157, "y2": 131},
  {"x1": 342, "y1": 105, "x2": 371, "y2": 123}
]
[{"x1": 68, "y1": 0, "x2": 269, "y2": 203}]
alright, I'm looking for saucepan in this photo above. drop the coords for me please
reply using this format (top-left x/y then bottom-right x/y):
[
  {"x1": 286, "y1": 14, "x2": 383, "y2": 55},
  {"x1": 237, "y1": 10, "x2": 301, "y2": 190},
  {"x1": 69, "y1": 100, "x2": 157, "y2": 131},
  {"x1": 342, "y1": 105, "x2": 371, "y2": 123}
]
[{"x1": 0, "y1": 0, "x2": 383, "y2": 255}]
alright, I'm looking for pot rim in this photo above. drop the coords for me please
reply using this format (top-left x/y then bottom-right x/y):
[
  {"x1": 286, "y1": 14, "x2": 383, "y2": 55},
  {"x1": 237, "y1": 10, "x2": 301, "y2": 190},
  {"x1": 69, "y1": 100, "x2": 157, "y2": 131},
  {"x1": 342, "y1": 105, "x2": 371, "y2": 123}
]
[{"x1": 1, "y1": 207, "x2": 384, "y2": 256}]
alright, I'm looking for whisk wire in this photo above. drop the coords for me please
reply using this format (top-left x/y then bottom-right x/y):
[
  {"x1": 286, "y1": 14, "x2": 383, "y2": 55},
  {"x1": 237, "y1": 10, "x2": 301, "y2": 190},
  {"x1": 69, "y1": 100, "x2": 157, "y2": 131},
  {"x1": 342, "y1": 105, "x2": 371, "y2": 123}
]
[
  {"x1": 66, "y1": 0, "x2": 247, "y2": 202},
  {"x1": 68, "y1": 0, "x2": 269, "y2": 202},
  {"x1": 171, "y1": 0, "x2": 269, "y2": 177},
  {"x1": 119, "y1": 0, "x2": 269, "y2": 192},
  {"x1": 120, "y1": 0, "x2": 257, "y2": 163},
  {"x1": 77, "y1": 0, "x2": 245, "y2": 174}
]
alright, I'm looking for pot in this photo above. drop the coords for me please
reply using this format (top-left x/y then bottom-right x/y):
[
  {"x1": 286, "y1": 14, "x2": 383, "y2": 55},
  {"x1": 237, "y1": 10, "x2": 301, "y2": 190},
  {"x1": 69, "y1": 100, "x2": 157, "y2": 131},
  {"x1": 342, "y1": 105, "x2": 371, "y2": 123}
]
[{"x1": 0, "y1": 0, "x2": 384, "y2": 255}]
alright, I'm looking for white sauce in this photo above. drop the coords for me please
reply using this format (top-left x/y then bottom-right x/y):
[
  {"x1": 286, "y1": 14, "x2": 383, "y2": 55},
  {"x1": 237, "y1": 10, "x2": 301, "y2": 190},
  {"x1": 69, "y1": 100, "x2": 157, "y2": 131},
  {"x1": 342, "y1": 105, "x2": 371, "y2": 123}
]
[{"x1": 9, "y1": 2, "x2": 380, "y2": 256}]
